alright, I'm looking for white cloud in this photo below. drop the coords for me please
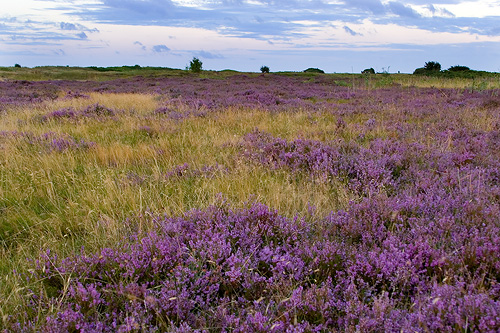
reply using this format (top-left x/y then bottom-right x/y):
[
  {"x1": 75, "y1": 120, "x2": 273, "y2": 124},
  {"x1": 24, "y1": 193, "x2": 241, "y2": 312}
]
[
  {"x1": 444, "y1": 0, "x2": 500, "y2": 18},
  {"x1": 152, "y1": 44, "x2": 170, "y2": 52}
]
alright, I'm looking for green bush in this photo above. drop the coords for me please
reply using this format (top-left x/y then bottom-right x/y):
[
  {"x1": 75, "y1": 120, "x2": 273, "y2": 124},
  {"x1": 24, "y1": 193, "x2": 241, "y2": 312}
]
[
  {"x1": 260, "y1": 66, "x2": 270, "y2": 73},
  {"x1": 362, "y1": 68, "x2": 375, "y2": 74}
]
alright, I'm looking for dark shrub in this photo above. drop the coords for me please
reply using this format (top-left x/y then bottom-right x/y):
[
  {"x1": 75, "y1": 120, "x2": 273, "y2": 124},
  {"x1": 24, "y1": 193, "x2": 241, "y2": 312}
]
[
  {"x1": 14, "y1": 64, "x2": 21, "y2": 68},
  {"x1": 304, "y1": 68, "x2": 325, "y2": 73},
  {"x1": 424, "y1": 61, "x2": 441, "y2": 71},
  {"x1": 362, "y1": 68, "x2": 375, "y2": 74},
  {"x1": 260, "y1": 66, "x2": 270, "y2": 73},
  {"x1": 413, "y1": 67, "x2": 427, "y2": 75},
  {"x1": 448, "y1": 65, "x2": 470, "y2": 72}
]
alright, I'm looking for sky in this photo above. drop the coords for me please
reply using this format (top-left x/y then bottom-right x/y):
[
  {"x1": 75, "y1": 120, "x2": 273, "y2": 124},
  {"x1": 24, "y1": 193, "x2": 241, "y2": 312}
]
[{"x1": 1, "y1": 0, "x2": 499, "y2": 73}]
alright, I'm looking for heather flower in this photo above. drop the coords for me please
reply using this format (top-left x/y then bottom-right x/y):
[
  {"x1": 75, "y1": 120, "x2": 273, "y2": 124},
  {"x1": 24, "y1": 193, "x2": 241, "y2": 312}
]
[
  {"x1": 44, "y1": 107, "x2": 78, "y2": 120},
  {"x1": 82, "y1": 103, "x2": 116, "y2": 117},
  {"x1": 365, "y1": 118, "x2": 376, "y2": 129}
]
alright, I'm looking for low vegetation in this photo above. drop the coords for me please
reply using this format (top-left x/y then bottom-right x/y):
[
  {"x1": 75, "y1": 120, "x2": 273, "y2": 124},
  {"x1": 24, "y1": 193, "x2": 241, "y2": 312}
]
[{"x1": 0, "y1": 68, "x2": 500, "y2": 331}]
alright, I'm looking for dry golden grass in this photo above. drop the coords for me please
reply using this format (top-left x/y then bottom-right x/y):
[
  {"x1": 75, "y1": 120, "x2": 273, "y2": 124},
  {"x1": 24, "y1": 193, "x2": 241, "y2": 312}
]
[
  {"x1": 40, "y1": 92, "x2": 160, "y2": 117},
  {"x1": 0, "y1": 94, "x2": 356, "y2": 262}
]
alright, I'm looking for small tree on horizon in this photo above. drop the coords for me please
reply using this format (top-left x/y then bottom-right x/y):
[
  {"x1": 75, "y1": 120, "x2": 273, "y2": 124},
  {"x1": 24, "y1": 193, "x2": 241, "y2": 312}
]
[
  {"x1": 189, "y1": 57, "x2": 203, "y2": 73},
  {"x1": 260, "y1": 65, "x2": 270, "y2": 73}
]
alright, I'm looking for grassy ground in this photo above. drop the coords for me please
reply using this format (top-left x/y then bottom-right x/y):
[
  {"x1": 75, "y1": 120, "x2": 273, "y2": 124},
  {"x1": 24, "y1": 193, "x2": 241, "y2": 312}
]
[{"x1": 1, "y1": 66, "x2": 499, "y2": 89}]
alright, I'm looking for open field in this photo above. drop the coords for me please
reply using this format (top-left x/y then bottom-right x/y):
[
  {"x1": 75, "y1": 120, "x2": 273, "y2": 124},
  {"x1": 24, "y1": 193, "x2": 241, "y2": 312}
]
[{"x1": 1, "y1": 69, "x2": 500, "y2": 331}]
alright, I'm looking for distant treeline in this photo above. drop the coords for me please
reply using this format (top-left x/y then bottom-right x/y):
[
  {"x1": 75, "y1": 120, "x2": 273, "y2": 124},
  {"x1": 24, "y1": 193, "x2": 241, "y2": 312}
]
[
  {"x1": 1, "y1": 64, "x2": 498, "y2": 78},
  {"x1": 412, "y1": 61, "x2": 498, "y2": 78}
]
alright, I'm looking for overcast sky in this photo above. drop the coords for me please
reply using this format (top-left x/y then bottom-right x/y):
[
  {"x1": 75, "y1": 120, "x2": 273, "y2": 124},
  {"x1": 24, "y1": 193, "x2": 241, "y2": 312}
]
[{"x1": 1, "y1": 0, "x2": 499, "y2": 73}]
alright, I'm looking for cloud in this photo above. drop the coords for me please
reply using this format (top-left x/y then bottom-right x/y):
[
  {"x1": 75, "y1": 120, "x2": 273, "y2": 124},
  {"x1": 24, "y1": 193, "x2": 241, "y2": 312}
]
[
  {"x1": 60, "y1": 21, "x2": 99, "y2": 33},
  {"x1": 10, "y1": 0, "x2": 500, "y2": 50},
  {"x1": 152, "y1": 44, "x2": 170, "y2": 52},
  {"x1": 489, "y1": 27, "x2": 500, "y2": 36},
  {"x1": 197, "y1": 50, "x2": 224, "y2": 59},
  {"x1": 343, "y1": 0, "x2": 386, "y2": 15},
  {"x1": 0, "y1": 15, "x2": 101, "y2": 50},
  {"x1": 440, "y1": 8, "x2": 455, "y2": 17},
  {"x1": 424, "y1": 4, "x2": 455, "y2": 17},
  {"x1": 134, "y1": 41, "x2": 146, "y2": 51},
  {"x1": 254, "y1": 16, "x2": 264, "y2": 23},
  {"x1": 405, "y1": 0, "x2": 462, "y2": 4},
  {"x1": 60, "y1": 22, "x2": 78, "y2": 30},
  {"x1": 387, "y1": 2, "x2": 420, "y2": 18},
  {"x1": 76, "y1": 32, "x2": 88, "y2": 39},
  {"x1": 412, "y1": 16, "x2": 500, "y2": 36},
  {"x1": 52, "y1": 0, "x2": 318, "y2": 40},
  {"x1": 89, "y1": 0, "x2": 177, "y2": 21},
  {"x1": 53, "y1": 48, "x2": 66, "y2": 55},
  {"x1": 344, "y1": 25, "x2": 361, "y2": 36},
  {"x1": 222, "y1": 0, "x2": 245, "y2": 5}
]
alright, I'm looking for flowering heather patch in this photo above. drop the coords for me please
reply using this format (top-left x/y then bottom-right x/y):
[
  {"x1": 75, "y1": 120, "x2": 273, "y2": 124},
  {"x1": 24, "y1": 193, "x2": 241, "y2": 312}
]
[
  {"x1": 81, "y1": 103, "x2": 116, "y2": 117},
  {"x1": 11, "y1": 200, "x2": 500, "y2": 331},
  {"x1": 0, "y1": 80, "x2": 60, "y2": 108},
  {"x1": 41, "y1": 104, "x2": 118, "y2": 123},
  {"x1": 235, "y1": 128, "x2": 500, "y2": 330},
  {"x1": 63, "y1": 90, "x2": 90, "y2": 100},
  {"x1": 43, "y1": 107, "x2": 78, "y2": 120},
  {"x1": 241, "y1": 130, "x2": 412, "y2": 196},
  {"x1": 1, "y1": 131, "x2": 95, "y2": 153},
  {"x1": 243, "y1": 129, "x2": 500, "y2": 206},
  {"x1": 2, "y1": 75, "x2": 499, "y2": 115}
]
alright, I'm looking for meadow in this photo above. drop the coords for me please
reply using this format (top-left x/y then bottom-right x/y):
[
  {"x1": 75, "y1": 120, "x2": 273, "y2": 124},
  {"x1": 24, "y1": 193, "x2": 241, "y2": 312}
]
[{"x1": 1, "y1": 68, "x2": 500, "y2": 331}]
